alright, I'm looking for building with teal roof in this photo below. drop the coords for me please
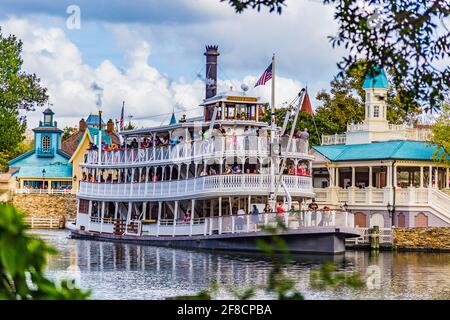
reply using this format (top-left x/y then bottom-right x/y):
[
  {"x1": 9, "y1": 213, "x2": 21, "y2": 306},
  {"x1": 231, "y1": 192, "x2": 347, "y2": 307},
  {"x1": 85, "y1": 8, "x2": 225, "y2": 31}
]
[
  {"x1": 8, "y1": 108, "x2": 73, "y2": 191},
  {"x1": 310, "y1": 67, "x2": 450, "y2": 229}
]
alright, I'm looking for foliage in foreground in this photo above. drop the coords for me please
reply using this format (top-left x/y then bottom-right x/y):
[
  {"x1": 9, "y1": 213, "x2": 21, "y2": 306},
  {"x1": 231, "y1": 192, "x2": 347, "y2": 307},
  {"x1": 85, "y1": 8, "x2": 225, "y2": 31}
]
[
  {"x1": 172, "y1": 220, "x2": 363, "y2": 300},
  {"x1": 0, "y1": 204, "x2": 90, "y2": 300}
]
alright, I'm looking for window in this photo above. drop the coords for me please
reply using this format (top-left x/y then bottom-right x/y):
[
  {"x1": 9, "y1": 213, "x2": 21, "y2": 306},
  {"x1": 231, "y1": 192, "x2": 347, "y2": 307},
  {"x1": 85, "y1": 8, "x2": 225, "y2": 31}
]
[
  {"x1": 225, "y1": 104, "x2": 235, "y2": 119},
  {"x1": 79, "y1": 199, "x2": 89, "y2": 213},
  {"x1": 42, "y1": 136, "x2": 50, "y2": 150},
  {"x1": 373, "y1": 106, "x2": 380, "y2": 118},
  {"x1": 44, "y1": 114, "x2": 52, "y2": 124}
]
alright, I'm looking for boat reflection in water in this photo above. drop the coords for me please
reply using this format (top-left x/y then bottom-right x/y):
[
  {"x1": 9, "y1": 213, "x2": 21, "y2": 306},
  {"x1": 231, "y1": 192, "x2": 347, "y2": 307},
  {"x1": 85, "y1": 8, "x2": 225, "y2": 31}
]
[{"x1": 40, "y1": 230, "x2": 450, "y2": 300}]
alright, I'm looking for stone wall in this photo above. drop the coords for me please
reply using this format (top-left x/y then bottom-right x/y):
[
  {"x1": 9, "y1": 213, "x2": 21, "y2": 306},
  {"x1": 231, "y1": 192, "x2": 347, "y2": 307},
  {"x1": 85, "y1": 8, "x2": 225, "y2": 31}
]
[
  {"x1": 393, "y1": 227, "x2": 450, "y2": 250},
  {"x1": 11, "y1": 194, "x2": 77, "y2": 218}
]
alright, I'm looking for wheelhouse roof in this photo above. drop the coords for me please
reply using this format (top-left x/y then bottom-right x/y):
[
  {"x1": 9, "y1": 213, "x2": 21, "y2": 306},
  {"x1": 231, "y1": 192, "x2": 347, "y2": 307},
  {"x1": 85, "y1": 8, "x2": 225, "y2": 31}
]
[{"x1": 200, "y1": 90, "x2": 266, "y2": 106}]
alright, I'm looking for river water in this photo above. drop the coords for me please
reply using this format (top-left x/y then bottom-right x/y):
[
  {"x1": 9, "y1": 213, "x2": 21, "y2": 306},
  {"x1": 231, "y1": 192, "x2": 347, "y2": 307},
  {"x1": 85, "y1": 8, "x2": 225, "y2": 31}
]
[{"x1": 34, "y1": 230, "x2": 450, "y2": 300}]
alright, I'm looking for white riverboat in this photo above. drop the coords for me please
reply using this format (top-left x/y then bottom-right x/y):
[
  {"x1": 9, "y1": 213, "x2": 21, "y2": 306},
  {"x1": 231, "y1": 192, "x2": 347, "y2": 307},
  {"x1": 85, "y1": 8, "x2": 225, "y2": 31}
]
[{"x1": 71, "y1": 46, "x2": 362, "y2": 253}]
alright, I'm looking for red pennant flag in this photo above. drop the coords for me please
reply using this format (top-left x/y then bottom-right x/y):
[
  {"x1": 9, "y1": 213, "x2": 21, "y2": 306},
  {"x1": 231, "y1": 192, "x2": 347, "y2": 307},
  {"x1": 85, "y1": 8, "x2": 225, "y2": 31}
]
[{"x1": 301, "y1": 91, "x2": 313, "y2": 115}]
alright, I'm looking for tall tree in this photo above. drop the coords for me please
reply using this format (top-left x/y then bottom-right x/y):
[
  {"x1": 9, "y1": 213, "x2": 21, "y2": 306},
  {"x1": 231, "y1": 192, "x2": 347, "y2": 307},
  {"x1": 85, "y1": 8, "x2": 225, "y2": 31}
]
[
  {"x1": 224, "y1": 0, "x2": 449, "y2": 112},
  {"x1": 62, "y1": 126, "x2": 77, "y2": 141},
  {"x1": 431, "y1": 102, "x2": 450, "y2": 164},
  {"x1": 0, "y1": 28, "x2": 48, "y2": 156}
]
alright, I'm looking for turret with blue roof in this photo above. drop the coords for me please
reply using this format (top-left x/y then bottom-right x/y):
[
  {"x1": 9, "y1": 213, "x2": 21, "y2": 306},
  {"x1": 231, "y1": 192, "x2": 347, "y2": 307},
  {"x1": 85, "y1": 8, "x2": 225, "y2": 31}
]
[
  {"x1": 8, "y1": 108, "x2": 73, "y2": 191},
  {"x1": 362, "y1": 65, "x2": 389, "y2": 90}
]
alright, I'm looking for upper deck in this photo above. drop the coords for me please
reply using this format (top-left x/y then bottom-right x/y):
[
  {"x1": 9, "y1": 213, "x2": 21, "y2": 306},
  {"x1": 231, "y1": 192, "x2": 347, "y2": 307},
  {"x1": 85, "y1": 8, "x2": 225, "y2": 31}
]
[{"x1": 84, "y1": 134, "x2": 311, "y2": 168}]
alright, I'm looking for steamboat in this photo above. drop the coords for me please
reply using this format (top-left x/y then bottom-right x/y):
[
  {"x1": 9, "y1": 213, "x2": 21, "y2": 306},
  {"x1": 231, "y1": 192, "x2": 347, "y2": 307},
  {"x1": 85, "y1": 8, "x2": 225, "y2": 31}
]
[{"x1": 71, "y1": 46, "x2": 362, "y2": 253}]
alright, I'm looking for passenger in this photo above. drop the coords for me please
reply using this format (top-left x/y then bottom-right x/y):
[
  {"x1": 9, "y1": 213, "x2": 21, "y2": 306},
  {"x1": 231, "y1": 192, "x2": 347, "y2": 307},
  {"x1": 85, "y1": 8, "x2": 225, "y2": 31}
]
[
  {"x1": 245, "y1": 168, "x2": 251, "y2": 174},
  {"x1": 131, "y1": 138, "x2": 139, "y2": 149},
  {"x1": 251, "y1": 205, "x2": 259, "y2": 224},
  {"x1": 263, "y1": 203, "x2": 271, "y2": 213},
  {"x1": 183, "y1": 210, "x2": 191, "y2": 224},
  {"x1": 299, "y1": 128, "x2": 309, "y2": 140},
  {"x1": 208, "y1": 167, "x2": 217, "y2": 175},
  {"x1": 236, "y1": 208, "x2": 246, "y2": 230},
  {"x1": 308, "y1": 199, "x2": 319, "y2": 211},
  {"x1": 140, "y1": 138, "x2": 149, "y2": 148},
  {"x1": 276, "y1": 203, "x2": 285, "y2": 217},
  {"x1": 232, "y1": 164, "x2": 242, "y2": 174},
  {"x1": 81, "y1": 172, "x2": 87, "y2": 181},
  {"x1": 219, "y1": 124, "x2": 226, "y2": 135},
  {"x1": 224, "y1": 164, "x2": 233, "y2": 174},
  {"x1": 288, "y1": 164, "x2": 295, "y2": 175}
]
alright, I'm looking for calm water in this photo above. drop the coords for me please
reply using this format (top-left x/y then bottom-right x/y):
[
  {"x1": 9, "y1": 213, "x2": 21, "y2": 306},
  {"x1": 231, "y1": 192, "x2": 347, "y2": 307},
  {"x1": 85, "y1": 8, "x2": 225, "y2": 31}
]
[{"x1": 33, "y1": 230, "x2": 450, "y2": 300}]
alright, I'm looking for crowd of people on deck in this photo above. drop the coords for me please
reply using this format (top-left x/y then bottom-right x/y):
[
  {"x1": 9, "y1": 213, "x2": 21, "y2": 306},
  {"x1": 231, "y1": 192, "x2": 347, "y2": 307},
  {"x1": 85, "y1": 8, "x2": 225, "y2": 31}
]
[
  {"x1": 86, "y1": 126, "x2": 310, "y2": 154},
  {"x1": 218, "y1": 198, "x2": 337, "y2": 229}
]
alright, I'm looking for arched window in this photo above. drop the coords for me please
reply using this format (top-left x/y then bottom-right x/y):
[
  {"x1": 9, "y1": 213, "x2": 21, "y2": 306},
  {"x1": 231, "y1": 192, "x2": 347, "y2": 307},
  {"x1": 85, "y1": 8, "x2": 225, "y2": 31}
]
[
  {"x1": 414, "y1": 213, "x2": 428, "y2": 227},
  {"x1": 42, "y1": 136, "x2": 50, "y2": 150}
]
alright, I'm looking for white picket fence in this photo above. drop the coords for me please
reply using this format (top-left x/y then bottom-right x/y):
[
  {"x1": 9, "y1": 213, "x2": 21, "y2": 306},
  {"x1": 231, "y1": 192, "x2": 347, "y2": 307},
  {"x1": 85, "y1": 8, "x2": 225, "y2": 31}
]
[{"x1": 24, "y1": 217, "x2": 75, "y2": 229}]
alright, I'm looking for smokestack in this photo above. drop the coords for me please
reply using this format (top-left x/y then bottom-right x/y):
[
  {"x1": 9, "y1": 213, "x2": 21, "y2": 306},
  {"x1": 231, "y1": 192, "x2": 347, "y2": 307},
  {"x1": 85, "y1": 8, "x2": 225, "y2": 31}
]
[
  {"x1": 79, "y1": 118, "x2": 87, "y2": 132},
  {"x1": 204, "y1": 45, "x2": 220, "y2": 99},
  {"x1": 107, "y1": 119, "x2": 115, "y2": 133}
]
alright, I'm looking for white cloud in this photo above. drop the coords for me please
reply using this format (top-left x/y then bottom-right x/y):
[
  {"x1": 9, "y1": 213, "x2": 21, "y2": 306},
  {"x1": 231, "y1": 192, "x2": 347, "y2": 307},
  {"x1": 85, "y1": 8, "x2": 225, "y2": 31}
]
[{"x1": 1, "y1": 16, "x2": 328, "y2": 131}]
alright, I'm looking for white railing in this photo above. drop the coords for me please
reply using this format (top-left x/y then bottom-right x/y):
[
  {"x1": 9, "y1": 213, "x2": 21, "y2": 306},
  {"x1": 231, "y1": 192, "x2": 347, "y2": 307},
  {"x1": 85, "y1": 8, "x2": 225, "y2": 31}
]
[
  {"x1": 314, "y1": 187, "x2": 450, "y2": 222},
  {"x1": 78, "y1": 174, "x2": 313, "y2": 199},
  {"x1": 345, "y1": 227, "x2": 393, "y2": 244},
  {"x1": 15, "y1": 188, "x2": 75, "y2": 195},
  {"x1": 85, "y1": 136, "x2": 309, "y2": 166},
  {"x1": 321, "y1": 134, "x2": 347, "y2": 146},
  {"x1": 404, "y1": 129, "x2": 432, "y2": 141},
  {"x1": 429, "y1": 189, "x2": 450, "y2": 220},
  {"x1": 134, "y1": 210, "x2": 356, "y2": 237},
  {"x1": 347, "y1": 122, "x2": 369, "y2": 132}
]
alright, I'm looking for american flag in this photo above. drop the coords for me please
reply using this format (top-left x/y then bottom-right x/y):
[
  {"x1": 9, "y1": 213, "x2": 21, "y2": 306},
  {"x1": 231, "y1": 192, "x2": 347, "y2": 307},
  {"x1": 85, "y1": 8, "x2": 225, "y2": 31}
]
[
  {"x1": 254, "y1": 62, "x2": 273, "y2": 87},
  {"x1": 119, "y1": 102, "x2": 124, "y2": 131}
]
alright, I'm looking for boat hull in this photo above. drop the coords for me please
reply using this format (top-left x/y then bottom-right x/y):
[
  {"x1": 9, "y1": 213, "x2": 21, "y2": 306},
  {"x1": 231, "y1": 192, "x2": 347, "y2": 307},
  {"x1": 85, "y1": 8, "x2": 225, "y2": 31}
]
[{"x1": 70, "y1": 227, "x2": 363, "y2": 254}]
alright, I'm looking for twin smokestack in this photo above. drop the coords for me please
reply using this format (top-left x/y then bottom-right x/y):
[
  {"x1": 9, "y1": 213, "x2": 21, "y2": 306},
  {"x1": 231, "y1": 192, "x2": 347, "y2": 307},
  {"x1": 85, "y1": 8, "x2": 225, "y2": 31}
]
[{"x1": 204, "y1": 45, "x2": 220, "y2": 99}]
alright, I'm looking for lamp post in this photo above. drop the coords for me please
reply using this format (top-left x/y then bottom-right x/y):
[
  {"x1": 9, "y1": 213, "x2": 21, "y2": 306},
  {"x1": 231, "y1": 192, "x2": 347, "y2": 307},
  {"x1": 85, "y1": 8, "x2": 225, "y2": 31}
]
[
  {"x1": 42, "y1": 169, "x2": 46, "y2": 192},
  {"x1": 98, "y1": 110, "x2": 102, "y2": 165},
  {"x1": 387, "y1": 202, "x2": 395, "y2": 227},
  {"x1": 340, "y1": 201, "x2": 349, "y2": 226}
]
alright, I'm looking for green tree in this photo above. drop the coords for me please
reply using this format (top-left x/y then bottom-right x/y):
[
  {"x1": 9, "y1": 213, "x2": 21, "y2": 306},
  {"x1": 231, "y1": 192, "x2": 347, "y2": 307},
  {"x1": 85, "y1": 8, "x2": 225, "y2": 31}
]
[
  {"x1": 0, "y1": 139, "x2": 34, "y2": 172},
  {"x1": 431, "y1": 102, "x2": 450, "y2": 164},
  {"x1": 0, "y1": 28, "x2": 48, "y2": 156},
  {"x1": 0, "y1": 204, "x2": 90, "y2": 299},
  {"x1": 62, "y1": 126, "x2": 77, "y2": 141},
  {"x1": 224, "y1": 0, "x2": 449, "y2": 112},
  {"x1": 124, "y1": 121, "x2": 136, "y2": 131}
]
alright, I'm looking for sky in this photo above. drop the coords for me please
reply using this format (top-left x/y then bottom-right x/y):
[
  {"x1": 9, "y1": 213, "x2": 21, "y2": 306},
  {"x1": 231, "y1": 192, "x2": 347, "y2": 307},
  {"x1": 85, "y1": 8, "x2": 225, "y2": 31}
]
[{"x1": 0, "y1": 0, "x2": 345, "y2": 129}]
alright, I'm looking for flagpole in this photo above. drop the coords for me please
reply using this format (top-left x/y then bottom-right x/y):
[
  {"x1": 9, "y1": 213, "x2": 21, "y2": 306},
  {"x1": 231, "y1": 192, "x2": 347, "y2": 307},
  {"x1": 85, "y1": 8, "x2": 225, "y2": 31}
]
[
  {"x1": 271, "y1": 53, "x2": 276, "y2": 133},
  {"x1": 270, "y1": 53, "x2": 276, "y2": 210}
]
